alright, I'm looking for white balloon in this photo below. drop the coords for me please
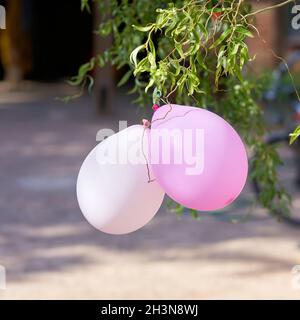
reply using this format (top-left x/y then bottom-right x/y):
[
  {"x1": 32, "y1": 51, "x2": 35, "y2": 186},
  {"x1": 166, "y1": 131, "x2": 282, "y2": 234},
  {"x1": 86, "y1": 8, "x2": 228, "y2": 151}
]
[{"x1": 76, "y1": 125, "x2": 165, "y2": 235}]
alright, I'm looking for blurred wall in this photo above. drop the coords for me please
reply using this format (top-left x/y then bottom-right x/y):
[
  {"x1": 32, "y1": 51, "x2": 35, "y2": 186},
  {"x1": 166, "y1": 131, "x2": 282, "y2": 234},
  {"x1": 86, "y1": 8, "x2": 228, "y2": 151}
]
[
  {"x1": 248, "y1": 0, "x2": 300, "y2": 70},
  {"x1": 248, "y1": 0, "x2": 279, "y2": 70}
]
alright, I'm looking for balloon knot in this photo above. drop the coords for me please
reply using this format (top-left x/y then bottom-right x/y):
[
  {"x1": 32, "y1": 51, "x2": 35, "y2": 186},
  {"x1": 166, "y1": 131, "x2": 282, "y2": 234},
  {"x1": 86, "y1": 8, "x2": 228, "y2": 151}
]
[
  {"x1": 142, "y1": 119, "x2": 151, "y2": 128},
  {"x1": 152, "y1": 104, "x2": 160, "y2": 112}
]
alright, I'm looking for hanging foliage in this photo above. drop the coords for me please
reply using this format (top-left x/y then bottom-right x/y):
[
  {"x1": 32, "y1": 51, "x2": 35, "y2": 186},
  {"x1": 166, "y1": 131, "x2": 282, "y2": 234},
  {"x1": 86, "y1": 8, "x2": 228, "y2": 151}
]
[{"x1": 73, "y1": 0, "x2": 297, "y2": 217}]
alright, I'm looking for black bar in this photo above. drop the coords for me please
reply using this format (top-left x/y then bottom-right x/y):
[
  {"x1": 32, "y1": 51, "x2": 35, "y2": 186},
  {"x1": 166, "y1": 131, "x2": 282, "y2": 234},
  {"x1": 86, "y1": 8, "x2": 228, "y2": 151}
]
[{"x1": 0, "y1": 300, "x2": 297, "y2": 319}]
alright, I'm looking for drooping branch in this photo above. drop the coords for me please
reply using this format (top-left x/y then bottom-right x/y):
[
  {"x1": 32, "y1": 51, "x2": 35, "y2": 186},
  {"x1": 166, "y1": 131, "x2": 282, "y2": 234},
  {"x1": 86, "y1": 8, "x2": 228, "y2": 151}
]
[{"x1": 245, "y1": 0, "x2": 295, "y2": 18}]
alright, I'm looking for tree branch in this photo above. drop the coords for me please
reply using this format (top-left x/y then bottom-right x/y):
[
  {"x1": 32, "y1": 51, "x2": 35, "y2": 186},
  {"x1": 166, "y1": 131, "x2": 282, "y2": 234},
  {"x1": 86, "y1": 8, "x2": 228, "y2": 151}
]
[{"x1": 245, "y1": 0, "x2": 295, "y2": 18}]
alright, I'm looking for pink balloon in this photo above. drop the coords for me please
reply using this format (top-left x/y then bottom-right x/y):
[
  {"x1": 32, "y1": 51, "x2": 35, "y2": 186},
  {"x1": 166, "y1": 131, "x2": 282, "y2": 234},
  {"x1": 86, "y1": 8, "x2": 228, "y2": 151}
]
[{"x1": 150, "y1": 104, "x2": 248, "y2": 211}]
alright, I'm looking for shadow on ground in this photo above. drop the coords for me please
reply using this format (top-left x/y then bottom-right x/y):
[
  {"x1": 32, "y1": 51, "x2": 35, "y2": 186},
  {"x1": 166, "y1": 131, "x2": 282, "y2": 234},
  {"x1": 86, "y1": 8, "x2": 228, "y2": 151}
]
[{"x1": 0, "y1": 83, "x2": 299, "y2": 288}]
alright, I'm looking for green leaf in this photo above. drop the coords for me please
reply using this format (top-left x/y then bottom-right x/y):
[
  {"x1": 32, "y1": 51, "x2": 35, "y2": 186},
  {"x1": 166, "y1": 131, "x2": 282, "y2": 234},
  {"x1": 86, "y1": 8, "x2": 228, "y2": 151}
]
[
  {"x1": 190, "y1": 209, "x2": 200, "y2": 220},
  {"x1": 68, "y1": 58, "x2": 95, "y2": 86},
  {"x1": 175, "y1": 43, "x2": 184, "y2": 59},
  {"x1": 145, "y1": 78, "x2": 155, "y2": 92},
  {"x1": 165, "y1": 18, "x2": 178, "y2": 36},
  {"x1": 234, "y1": 65, "x2": 243, "y2": 82},
  {"x1": 232, "y1": 43, "x2": 240, "y2": 55},
  {"x1": 147, "y1": 38, "x2": 156, "y2": 67},
  {"x1": 196, "y1": 51, "x2": 208, "y2": 70},
  {"x1": 117, "y1": 70, "x2": 132, "y2": 87},
  {"x1": 290, "y1": 125, "x2": 300, "y2": 144},
  {"x1": 81, "y1": 0, "x2": 91, "y2": 13},
  {"x1": 235, "y1": 25, "x2": 254, "y2": 38},
  {"x1": 210, "y1": 28, "x2": 231, "y2": 49},
  {"x1": 217, "y1": 45, "x2": 226, "y2": 61},
  {"x1": 133, "y1": 57, "x2": 150, "y2": 76},
  {"x1": 96, "y1": 21, "x2": 112, "y2": 37},
  {"x1": 198, "y1": 22, "x2": 208, "y2": 42},
  {"x1": 132, "y1": 24, "x2": 154, "y2": 32},
  {"x1": 148, "y1": 38, "x2": 156, "y2": 56},
  {"x1": 148, "y1": 52, "x2": 156, "y2": 68},
  {"x1": 130, "y1": 45, "x2": 145, "y2": 67}
]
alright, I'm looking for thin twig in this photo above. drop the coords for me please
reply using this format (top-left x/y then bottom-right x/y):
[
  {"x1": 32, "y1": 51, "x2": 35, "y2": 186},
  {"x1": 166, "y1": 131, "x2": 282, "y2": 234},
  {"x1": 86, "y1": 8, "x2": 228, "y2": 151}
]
[
  {"x1": 141, "y1": 126, "x2": 156, "y2": 183},
  {"x1": 245, "y1": 0, "x2": 295, "y2": 18}
]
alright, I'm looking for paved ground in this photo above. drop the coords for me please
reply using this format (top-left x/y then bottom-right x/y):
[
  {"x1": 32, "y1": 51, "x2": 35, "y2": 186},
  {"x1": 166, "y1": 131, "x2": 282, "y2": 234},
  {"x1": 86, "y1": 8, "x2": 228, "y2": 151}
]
[{"x1": 0, "y1": 82, "x2": 300, "y2": 299}]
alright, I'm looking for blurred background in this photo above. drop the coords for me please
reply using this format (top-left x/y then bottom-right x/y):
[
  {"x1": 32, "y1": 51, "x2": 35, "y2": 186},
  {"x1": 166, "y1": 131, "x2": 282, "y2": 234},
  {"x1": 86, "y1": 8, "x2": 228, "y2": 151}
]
[{"x1": 0, "y1": 0, "x2": 300, "y2": 299}]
